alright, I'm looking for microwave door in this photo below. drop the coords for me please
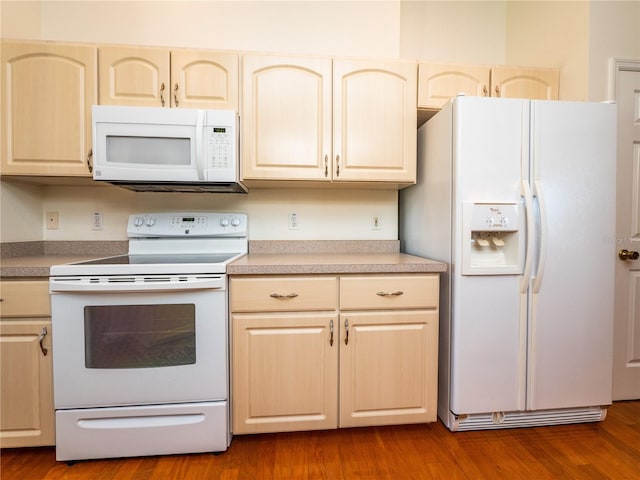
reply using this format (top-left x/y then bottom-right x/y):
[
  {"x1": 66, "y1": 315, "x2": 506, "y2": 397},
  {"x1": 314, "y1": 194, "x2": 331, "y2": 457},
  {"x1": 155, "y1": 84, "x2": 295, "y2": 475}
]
[{"x1": 93, "y1": 123, "x2": 200, "y2": 182}]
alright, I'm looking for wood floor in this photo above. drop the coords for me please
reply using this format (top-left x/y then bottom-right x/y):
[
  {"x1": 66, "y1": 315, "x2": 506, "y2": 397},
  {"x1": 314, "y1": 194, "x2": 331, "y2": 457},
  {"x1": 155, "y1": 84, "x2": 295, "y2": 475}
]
[{"x1": 2, "y1": 401, "x2": 639, "y2": 480}]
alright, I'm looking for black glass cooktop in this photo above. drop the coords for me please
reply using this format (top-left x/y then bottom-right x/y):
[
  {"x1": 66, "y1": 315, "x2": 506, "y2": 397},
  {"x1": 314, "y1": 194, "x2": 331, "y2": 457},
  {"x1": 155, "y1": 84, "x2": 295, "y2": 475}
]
[{"x1": 76, "y1": 253, "x2": 239, "y2": 266}]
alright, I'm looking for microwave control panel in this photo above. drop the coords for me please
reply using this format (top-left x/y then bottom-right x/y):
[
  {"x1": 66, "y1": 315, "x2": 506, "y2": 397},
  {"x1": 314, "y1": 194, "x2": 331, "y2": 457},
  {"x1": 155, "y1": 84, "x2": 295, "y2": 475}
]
[{"x1": 207, "y1": 126, "x2": 234, "y2": 169}]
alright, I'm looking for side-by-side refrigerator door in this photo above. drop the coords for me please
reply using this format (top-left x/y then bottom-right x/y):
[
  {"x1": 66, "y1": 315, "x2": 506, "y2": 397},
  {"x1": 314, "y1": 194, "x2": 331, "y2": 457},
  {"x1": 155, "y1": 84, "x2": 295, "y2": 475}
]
[
  {"x1": 527, "y1": 100, "x2": 616, "y2": 411},
  {"x1": 450, "y1": 96, "x2": 530, "y2": 415}
]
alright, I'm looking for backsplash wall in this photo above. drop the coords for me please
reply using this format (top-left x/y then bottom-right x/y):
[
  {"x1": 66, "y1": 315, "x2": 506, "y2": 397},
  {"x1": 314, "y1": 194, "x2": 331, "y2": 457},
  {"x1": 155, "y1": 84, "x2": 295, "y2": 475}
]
[{"x1": 38, "y1": 185, "x2": 398, "y2": 241}]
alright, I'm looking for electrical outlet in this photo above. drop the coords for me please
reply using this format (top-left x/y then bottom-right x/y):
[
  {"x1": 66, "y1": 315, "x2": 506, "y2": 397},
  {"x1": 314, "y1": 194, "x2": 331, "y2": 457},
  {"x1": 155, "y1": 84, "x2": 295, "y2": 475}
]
[
  {"x1": 92, "y1": 212, "x2": 104, "y2": 230},
  {"x1": 46, "y1": 211, "x2": 59, "y2": 230},
  {"x1": 372, "y1": 216, "x2": 381, "y2": 230},
  {"x1": 289, "y1": 213, "x2": 299, "y2": 230}
]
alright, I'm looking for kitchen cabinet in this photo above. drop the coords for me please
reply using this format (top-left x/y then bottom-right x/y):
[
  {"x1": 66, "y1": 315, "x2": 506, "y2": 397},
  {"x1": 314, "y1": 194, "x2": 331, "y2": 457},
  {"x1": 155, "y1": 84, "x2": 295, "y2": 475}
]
[
  {"x1": 231, "y1": 276, "x2": 339, "y2": 434},
  {"x1": 338, "y1": 275, "x2": 439, "y2": 427},
  {"x1": 98, "y1": 46, "x2": 238, "y2": 110},
  {"x1": 418, "y1": 63, "x2": 559, "y2": 123},
  {"x1": 1, "y1": 41, "x2": 96, "y2": 177},
  {"x1": 0, "y1": 280, "x2": 55, "y2": 448},
  {"x1": 230, "y1": 274, "x2": 439, "y2": 434},
  {"x1": 241, "y1": 55, "x2": 417, "y2": 187}
]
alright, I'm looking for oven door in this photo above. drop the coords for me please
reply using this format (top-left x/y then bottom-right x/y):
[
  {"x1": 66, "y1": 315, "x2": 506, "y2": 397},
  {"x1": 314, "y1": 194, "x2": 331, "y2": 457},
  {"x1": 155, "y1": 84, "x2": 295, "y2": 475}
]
[{"x1": 50, "y1": 275, "x2": 227, "y2": 409}]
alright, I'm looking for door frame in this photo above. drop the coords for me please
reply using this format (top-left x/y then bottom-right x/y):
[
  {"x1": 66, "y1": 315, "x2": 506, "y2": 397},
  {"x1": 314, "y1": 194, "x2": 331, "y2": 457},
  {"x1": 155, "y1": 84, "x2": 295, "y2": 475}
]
[
  {"x1": 609, "y1": 58, "x2": 640, "y2": 400},
  {"x1": 608, "y1": 58, "x2": 640, "y2": 100}
]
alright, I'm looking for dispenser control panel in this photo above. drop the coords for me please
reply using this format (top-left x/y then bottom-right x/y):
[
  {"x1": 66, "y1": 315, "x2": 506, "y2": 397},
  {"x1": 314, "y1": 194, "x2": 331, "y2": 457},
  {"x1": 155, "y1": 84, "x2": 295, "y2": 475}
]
[{"x1": 469, "y1": 204, "x2": 519, "y2": 231}]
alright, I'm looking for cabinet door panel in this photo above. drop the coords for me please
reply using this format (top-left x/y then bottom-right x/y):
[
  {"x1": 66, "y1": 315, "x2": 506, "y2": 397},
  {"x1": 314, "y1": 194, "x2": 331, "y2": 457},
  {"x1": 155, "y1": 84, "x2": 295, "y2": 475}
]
[
  {"x1": 418, "y1": 63, "x2": 490, "y2": 109},
  {"x1": 170, "y1": 50, "x2": 238, "y2": 110},
  {"x1": 1, "y1": 41, "x2": 95, "y2": 176},
  {"x1": 232, "y1": 313, "x2": 338, "y2": 434},
  {"x1": 339, "y1": 310, "x2": 438, "y2": 427},
  {"x1": 491, "y1": 66, "x2": 559, "y2": 100},
  {"x1": 241, "y1": 55, "x2": 332, "y2": 181},
  {"x1": 333, "y1": 60, "x2": 416, "y2": 183},
  {"x1": 0, "y1": 320, "x2": 54, "y2": 447},
  {"x1": 99, "y1": 46, "x2": 170, "y2": 106}
]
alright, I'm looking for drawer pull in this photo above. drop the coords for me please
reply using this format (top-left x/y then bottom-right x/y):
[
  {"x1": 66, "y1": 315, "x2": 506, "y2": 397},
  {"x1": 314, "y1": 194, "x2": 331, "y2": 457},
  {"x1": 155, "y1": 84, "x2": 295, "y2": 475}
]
[
  {"x1": 269, "y1": 293, "x2": 299, "y2": 299},
  {"x1": 38, "y1": 326, "x2": 48, "y2": 356},
  {"x1": 376, "y1": 291, "x2": 404, "y2": 297}
]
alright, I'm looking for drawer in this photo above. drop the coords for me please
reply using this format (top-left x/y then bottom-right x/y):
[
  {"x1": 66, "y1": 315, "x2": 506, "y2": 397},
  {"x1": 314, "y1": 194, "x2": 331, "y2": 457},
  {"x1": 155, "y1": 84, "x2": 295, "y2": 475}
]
[
  {"x1": 339, "y1": 274, "x2": 439, "y2": 310},
  {"x1": 0, "y1": 280, "x2": 50, "y2": 317},
  {"x1": 230, "y1": 276, "x2": 338, "y2": 312}
]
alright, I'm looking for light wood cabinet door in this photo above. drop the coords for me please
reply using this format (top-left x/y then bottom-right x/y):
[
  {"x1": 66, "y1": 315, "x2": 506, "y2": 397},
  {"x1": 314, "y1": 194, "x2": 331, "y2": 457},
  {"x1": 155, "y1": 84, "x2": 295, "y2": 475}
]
[
  {"x1": 418, "y1": 63, "x2": 490, "y2": 109},
  {"x1": 1, "y1": 41, "x2": 96, "y2": 176},
  {"x1": 98, "y1": 46, "x2": 170, "y2": 107},
  {"x1": 339, "y1": 310, "x2": 438, "y2": 428},
  {"x1": 0, "y1": 280, "x2": 54, "y2": 448},
  {"x1": 169, "y1": 49, "x2": 238, "y2": 109},
  {"x1": 491, "y1": 66, "x2": 559, "y2": 100},
  {"x1": 241, "y1": 54, "x2": 332, "y2": 181},
  {"x1": 333, "y1": 60, "x2": 417, "y2": 184},
  {"x1": 232, "y1": 312, "x2": 339, "y2": 434}
]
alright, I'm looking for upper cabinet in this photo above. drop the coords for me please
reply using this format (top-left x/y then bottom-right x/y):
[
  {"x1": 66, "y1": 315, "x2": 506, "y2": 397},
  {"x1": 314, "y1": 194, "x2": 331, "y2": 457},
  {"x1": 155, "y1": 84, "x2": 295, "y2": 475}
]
[
  {"x1": 1, "y1": 41, "x2": 96, "y2": 177},
  {"x1": 418, "y1": 63, "x2": 559, "y2": 113},
  {"x1": 241, "y1": 55, "x2": 417, "y2": 188},
  {"x1": 490, "y1": 65, "x2": 559, "y2": 101},
  {"x1": 98, "y1": 46, "x2": 238, "y2": 110}
]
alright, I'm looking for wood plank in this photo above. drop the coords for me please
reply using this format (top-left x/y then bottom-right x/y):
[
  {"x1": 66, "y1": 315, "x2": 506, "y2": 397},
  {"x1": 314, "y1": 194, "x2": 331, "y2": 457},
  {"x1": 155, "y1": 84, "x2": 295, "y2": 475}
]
[{"x1": 0, "y1": 401, "x2": 638, "y2": 479}]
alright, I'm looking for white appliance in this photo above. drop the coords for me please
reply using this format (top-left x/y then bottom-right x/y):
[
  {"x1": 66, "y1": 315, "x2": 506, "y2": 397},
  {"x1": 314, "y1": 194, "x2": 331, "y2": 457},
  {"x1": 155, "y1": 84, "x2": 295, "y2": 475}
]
[
  {"x1": 50, "y1": 212, "x2": 247, "y2": 461},
  {"x1": 92, "y1": 105, "x2": 246, "y2": 193},
  {"x1": 400, "y1": 96, "x2": 616, "y2": 431}
]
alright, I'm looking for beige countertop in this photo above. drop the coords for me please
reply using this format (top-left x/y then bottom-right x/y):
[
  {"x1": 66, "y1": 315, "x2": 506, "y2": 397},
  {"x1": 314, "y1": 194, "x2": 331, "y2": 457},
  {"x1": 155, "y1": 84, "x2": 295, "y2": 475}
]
[
  {"x1": 1, "y1": 241, "x2": 446, "y2": 278},
  {"x1": 227, "y1": 252, "x2": 446, "y2": 275},
  {"x1": 1, "y1": 254, "x2": 107, "y2": 278}
]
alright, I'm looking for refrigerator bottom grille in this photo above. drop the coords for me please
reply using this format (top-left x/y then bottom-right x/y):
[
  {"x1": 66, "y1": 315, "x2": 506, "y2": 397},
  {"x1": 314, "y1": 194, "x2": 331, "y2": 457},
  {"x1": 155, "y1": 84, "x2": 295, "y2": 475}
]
[{"x1": 446, "y1": 406, "x2": 607, "y2": 432}]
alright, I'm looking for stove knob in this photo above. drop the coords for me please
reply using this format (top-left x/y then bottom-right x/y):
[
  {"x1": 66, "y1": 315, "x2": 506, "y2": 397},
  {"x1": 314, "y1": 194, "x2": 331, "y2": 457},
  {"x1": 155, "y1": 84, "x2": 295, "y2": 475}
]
[
  {"x1": 231, "y1": 217, "x2": 241, "y2": 227},
  {"x1": 220, "y1": 217, "x2": 230, "y2": 227},
  {"x1": 145, "y1": 217, "x2": 156, "y2": 227},
  {"x1": 134, "y1": 217, "x2": 144, "y2": 227}
]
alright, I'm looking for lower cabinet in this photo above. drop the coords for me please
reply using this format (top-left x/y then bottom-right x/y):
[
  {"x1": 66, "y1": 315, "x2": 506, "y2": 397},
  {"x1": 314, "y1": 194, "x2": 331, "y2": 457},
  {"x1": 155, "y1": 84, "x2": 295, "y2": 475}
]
[
  {"x1": 0, "y1": 280, "x2": 55, "y2": 448},
  {"x1": 230, "y1": 274, "x2": 439, "y2": 434}
]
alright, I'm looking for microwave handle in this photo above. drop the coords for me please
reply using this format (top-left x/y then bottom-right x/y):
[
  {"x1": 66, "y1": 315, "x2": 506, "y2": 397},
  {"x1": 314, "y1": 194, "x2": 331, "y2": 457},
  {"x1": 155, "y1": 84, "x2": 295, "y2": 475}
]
[{"x1": 195, "y1": 110, "x2": 205, "y2": 181}]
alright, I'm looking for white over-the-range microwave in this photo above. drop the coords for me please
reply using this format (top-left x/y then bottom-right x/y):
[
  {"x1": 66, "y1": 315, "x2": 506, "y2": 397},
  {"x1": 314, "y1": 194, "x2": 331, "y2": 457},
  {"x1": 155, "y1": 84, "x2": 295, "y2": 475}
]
[{"x1": 92, "y1": 105, "x2": 246, "y2": 193}]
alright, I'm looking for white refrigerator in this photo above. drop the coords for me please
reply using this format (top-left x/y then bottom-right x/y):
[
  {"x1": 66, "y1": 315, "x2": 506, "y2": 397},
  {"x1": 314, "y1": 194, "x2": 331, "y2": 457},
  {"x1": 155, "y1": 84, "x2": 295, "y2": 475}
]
[{"x1": 399, "y1": 96, "x2": 616, "y2": 431}]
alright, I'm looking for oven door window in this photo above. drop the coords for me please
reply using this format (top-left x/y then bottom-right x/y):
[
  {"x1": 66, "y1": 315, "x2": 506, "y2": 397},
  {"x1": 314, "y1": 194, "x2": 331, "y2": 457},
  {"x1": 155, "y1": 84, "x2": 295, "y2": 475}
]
[{"x1": 84, "y1": 304, "x2": 196, "y2": 369}]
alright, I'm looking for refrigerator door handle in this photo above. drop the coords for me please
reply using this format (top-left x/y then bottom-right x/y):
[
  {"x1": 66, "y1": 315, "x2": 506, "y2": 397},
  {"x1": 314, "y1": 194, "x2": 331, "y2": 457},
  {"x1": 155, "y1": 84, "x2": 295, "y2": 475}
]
[
  {"x1": 532, "y1": 179, "x2": 548, "y2": 293},
  {"x1": 520, "y1": 180, "x2": 535, "y2": 293}
]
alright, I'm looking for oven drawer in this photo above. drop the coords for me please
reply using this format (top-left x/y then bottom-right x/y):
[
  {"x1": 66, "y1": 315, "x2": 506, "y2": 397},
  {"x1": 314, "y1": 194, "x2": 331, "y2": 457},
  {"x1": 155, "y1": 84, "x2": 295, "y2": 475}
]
[
  {"x1": 230, "y1": 276, "x2": 338, "y2": 312},
  {"x1": 339, "y1": 274, "x2": 439, "y2": 310},
  {"x1": 55, "y1": 401, "x2": 228, "y2": 461}
]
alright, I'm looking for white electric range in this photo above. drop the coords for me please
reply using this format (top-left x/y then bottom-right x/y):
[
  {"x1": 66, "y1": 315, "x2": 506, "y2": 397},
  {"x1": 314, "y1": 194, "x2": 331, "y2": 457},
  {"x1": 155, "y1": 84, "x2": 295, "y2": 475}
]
[{"x1": 49, "y1": 212, "x2": 247, "y2": 462}]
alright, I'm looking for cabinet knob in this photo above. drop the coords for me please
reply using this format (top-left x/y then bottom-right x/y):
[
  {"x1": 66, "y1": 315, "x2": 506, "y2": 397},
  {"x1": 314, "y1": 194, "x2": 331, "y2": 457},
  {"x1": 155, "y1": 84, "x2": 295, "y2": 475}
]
[{"x1": 160, "y1": 82, "x2": 166, "y2": 107}]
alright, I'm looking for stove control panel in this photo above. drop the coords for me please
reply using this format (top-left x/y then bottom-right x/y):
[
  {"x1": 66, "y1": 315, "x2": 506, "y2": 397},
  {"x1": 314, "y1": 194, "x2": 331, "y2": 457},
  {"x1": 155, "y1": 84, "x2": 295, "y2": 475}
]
[{"x1": 127, "y1": 212, "x2": 247, "y2": 237}]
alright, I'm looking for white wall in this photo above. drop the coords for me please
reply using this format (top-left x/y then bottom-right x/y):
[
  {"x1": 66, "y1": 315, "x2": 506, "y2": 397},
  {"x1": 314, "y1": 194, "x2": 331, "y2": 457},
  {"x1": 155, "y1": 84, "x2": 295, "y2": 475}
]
[
  {"x1": 588, "y1": 0, "x2": 640, "y2": 102},
  {"x1": 505, "y1": 1, "x2": 590, "y2": 101},
  {"x1": 2, "y1": 0, "x2": 639, "y2": 242},
  {"x1": 0, "y1": 181, "x2": 45, "y2": 242},
  {"x1": 1, "y1": 0, "x2": 403, "y2": 242},
  {"x1": 399, "y1": 1, "x2": 507, "y2": 64},
  {"x1": 40, "y1": 185, "x2": 397, "y2": 241}
]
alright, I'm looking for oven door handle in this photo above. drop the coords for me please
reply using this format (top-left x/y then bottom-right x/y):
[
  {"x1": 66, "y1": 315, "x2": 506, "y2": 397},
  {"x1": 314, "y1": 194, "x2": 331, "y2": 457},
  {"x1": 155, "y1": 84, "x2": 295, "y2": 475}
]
[{"x1": 49, "y1": 276, "x2": 225, "y2": 293}]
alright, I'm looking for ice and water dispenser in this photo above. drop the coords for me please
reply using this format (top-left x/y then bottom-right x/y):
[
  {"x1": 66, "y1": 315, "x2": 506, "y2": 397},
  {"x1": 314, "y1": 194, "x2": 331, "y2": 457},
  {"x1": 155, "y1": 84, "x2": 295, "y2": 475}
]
[{"x1": 461, "y1": 203, "x2": 525, "y2": 275}]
